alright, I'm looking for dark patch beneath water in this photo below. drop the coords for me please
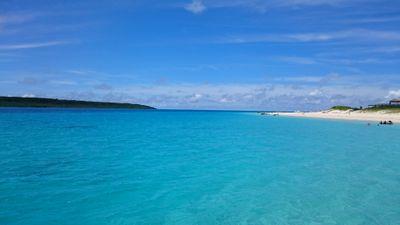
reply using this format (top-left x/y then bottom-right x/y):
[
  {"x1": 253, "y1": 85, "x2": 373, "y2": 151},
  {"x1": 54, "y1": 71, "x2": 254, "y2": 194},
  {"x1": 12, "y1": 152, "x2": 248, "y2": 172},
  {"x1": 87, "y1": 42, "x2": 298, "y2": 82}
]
[{"x1": 62, "y1": 125, "x2": 96, "y2": 129}]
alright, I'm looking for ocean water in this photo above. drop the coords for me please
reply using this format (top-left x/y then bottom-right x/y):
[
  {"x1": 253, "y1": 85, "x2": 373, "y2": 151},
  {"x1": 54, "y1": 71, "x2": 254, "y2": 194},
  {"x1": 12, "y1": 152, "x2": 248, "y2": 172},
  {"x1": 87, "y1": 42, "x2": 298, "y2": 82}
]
[{"x1": 1, "y1": 109, "x2": 400, "y2": 225}]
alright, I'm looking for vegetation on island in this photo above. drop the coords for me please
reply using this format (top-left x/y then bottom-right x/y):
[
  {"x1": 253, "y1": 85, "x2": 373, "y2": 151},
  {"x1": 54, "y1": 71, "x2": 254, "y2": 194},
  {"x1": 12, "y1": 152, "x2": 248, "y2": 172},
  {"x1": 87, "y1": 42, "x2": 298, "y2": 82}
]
[
  {"x1": 0, "y1": 96, "x2": 155, "y2": 110},
  {"x1": 363, "y1": 104, "x2": 400, "y2": 112},
  {"x1": 330, "y1": 106, "x2": 355, "y2": 111},
  {"x1": 330, "y1": 104, "x2": 400, "y2": 113}
]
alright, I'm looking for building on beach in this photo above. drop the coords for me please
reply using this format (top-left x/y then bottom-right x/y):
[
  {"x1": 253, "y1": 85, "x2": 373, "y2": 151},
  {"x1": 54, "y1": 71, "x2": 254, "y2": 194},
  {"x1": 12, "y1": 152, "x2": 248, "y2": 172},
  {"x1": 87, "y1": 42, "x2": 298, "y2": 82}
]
[
  {"x1": 389, "y1": 99, "x2": 400, "y2": 105},
  {"x1": 368, "y1": 99, "x2": 400, "y2": 108}
]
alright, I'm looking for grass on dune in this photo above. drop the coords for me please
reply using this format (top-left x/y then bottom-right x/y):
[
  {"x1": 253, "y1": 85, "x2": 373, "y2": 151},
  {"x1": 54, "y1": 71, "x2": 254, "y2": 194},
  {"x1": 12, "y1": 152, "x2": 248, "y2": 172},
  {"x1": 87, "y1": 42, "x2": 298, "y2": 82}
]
[{"x1": 330, "y1": 106, "x2": 356, "y2": 111}]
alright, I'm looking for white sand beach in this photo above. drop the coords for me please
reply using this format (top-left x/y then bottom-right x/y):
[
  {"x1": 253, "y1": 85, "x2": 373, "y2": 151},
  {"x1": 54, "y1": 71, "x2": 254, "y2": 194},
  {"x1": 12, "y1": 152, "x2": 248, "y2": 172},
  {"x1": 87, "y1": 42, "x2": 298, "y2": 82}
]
[{"x1": 277, "y1": 110, "x2": 400, "y2": 123}]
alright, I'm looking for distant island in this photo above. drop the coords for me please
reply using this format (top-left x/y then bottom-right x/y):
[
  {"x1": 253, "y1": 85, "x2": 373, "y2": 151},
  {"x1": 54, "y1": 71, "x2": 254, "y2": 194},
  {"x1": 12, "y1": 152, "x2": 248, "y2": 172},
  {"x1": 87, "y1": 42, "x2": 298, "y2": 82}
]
[{"x1": 0, "y1": 96, "x2": 155, "y2": 110}]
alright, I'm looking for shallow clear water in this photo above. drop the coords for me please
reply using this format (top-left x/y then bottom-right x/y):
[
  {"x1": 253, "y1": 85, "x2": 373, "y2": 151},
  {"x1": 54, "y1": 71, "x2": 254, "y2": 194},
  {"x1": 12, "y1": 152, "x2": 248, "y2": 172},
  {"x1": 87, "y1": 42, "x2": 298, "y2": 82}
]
[{"x1": 1, "y1": 109, "x2": 400, "y2": 225}]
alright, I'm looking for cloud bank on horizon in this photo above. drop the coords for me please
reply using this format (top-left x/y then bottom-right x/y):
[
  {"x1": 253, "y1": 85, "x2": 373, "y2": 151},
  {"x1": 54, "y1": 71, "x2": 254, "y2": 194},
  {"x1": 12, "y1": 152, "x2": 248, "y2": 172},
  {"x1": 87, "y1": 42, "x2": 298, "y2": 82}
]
[{"x1": 0, "y1": 0, "x2": 399, "y2": 110}]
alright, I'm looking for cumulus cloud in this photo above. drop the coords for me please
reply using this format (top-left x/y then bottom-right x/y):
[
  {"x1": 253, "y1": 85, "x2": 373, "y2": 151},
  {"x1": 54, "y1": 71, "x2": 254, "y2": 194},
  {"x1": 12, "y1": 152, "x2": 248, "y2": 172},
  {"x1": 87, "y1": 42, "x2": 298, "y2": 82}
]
[
  {"x1": 188, "y1": 93, "x2": 203, "y2": 102},
  {"x1": 309, "y1": 89, "x2": 323, "y2": 96},
  {"x1": 185, "y1": 0, "x2": 206, "y2": 14},
  {"x1": 18, "y1": 81, "x2": 391, "y2": 110},
  {"x1": 386, "y1": 90, "x2": 400, "y2": 99},
  {"x1": 5, "y1": 70, "x2": 399, "y2": 110},
  {"x1": 22, "y1": 94, "x2": 36, "y2": 98},
  {"x1": 44, "y1": 79, "x2": 387, "y2": 110}
]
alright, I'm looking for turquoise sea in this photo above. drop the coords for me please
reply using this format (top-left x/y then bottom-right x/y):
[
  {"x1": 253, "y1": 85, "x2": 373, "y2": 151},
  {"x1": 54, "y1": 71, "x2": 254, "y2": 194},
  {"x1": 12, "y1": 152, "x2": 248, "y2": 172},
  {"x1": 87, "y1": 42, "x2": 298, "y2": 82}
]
[{"x1": 1, "y1": 108, "x2": 400, "y2": 225}]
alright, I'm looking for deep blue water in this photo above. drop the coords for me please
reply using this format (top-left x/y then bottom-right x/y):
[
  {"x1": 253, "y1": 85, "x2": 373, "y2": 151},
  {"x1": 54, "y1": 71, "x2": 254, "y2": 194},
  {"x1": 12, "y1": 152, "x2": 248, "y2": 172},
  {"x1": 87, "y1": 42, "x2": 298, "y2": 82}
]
[{"x1": 1, "y1": 108, "x2": 400, "y2": 225}]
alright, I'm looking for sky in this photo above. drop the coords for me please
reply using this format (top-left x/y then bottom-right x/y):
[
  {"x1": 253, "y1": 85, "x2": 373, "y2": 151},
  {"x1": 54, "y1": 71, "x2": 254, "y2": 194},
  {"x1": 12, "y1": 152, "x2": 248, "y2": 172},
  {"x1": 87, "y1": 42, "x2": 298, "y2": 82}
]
[{"x1": 0, "y1": 0, "x2": 399, "y2": 110}]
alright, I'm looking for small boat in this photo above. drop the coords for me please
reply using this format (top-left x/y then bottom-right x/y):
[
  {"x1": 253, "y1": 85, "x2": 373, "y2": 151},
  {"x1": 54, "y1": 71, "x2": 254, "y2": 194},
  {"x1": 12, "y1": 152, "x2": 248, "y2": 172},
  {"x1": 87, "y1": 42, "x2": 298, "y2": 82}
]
[{"x1": 260, "y1": 112, "x2": 279, "y2": 116}]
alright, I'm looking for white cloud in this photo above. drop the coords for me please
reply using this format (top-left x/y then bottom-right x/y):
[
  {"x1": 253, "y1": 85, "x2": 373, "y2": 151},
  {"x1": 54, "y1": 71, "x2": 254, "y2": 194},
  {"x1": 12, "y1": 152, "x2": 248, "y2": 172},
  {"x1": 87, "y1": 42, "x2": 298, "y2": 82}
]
[
  {"x1": 343, "y1": 15, "x2": 400, "y2": 24},
  {"x1": 51, "y1": 79, "x2": 388, "y2": 110},
  {"x1": 198, "y1": 0, "x2": 360, "y2": 12},
  {"x1": 386, "y1": 90, "x2": 400, "y2": 99},
  {"x1": 50, "y1": 80, "x2": 77, "y2": 85},
  {"x1": 188, "y1": 93, "x2": 203, "y2": 102},
  {"x1": 275, "y1": 76, "x2": 324, "y2": 83},
  {"x1": 219, "y1": 97, "x2": 234, "y2": 103},
  {"x1": 288, "y1": 33, "x2": 334, "y2": 42},
  {"x1": 309, "y1": 89, "x2": 322, "y2": 96},
  {"x1": 0, "y1": 41, "x2": 70, "y2": 50},
  {"x1": 276, "y1": 55, "x2": 397, "y2": 66},
  {"x1": 274, "y1": 73, "x2": 341, "y2": 84},
  {"x1": 293, "y1": 29, "x2": 400, "y2": 42},
  {"x1": 221, "y1": 29, "x2": 400, "y2": 44},
  {"x1": 0, "y1": 13, "x2": 37, "y2": 25},
  {"x1": 367, "y1": 46, "x2": 400, "y2": 54},
  {"x1": 185, "y1": 0, "x2": 206, "y2": 14},
  {"x1": 8, "y1": 70, "x2": 396, "y2": 110},
  {"x1": 277, "y1": 0, "x2": 346, "y2": 6},
  {"x1": 22, "y1": 94, "x2": 36, "y2": 98},
  {"x1": 66, "y1": 70, "x2": 91, "y2": 75},
  {"x1": 15, "y1": 80, "x2": 394, "y2": 110}
]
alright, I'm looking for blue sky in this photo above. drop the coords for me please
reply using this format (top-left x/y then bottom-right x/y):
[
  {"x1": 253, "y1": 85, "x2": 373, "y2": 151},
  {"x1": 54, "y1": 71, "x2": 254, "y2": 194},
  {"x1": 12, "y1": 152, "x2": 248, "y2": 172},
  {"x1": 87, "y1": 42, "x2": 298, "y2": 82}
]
[{"x1": 0, "y1": 0, "x2": 399, "y2": 110}]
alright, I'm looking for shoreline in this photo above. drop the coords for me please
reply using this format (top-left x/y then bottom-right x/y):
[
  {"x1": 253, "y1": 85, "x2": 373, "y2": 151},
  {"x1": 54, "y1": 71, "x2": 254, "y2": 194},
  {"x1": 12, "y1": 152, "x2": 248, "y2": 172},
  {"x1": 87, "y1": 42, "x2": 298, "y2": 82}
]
[{"x1": 275, "y1": 110, "x2": 400, "y2": 123}]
